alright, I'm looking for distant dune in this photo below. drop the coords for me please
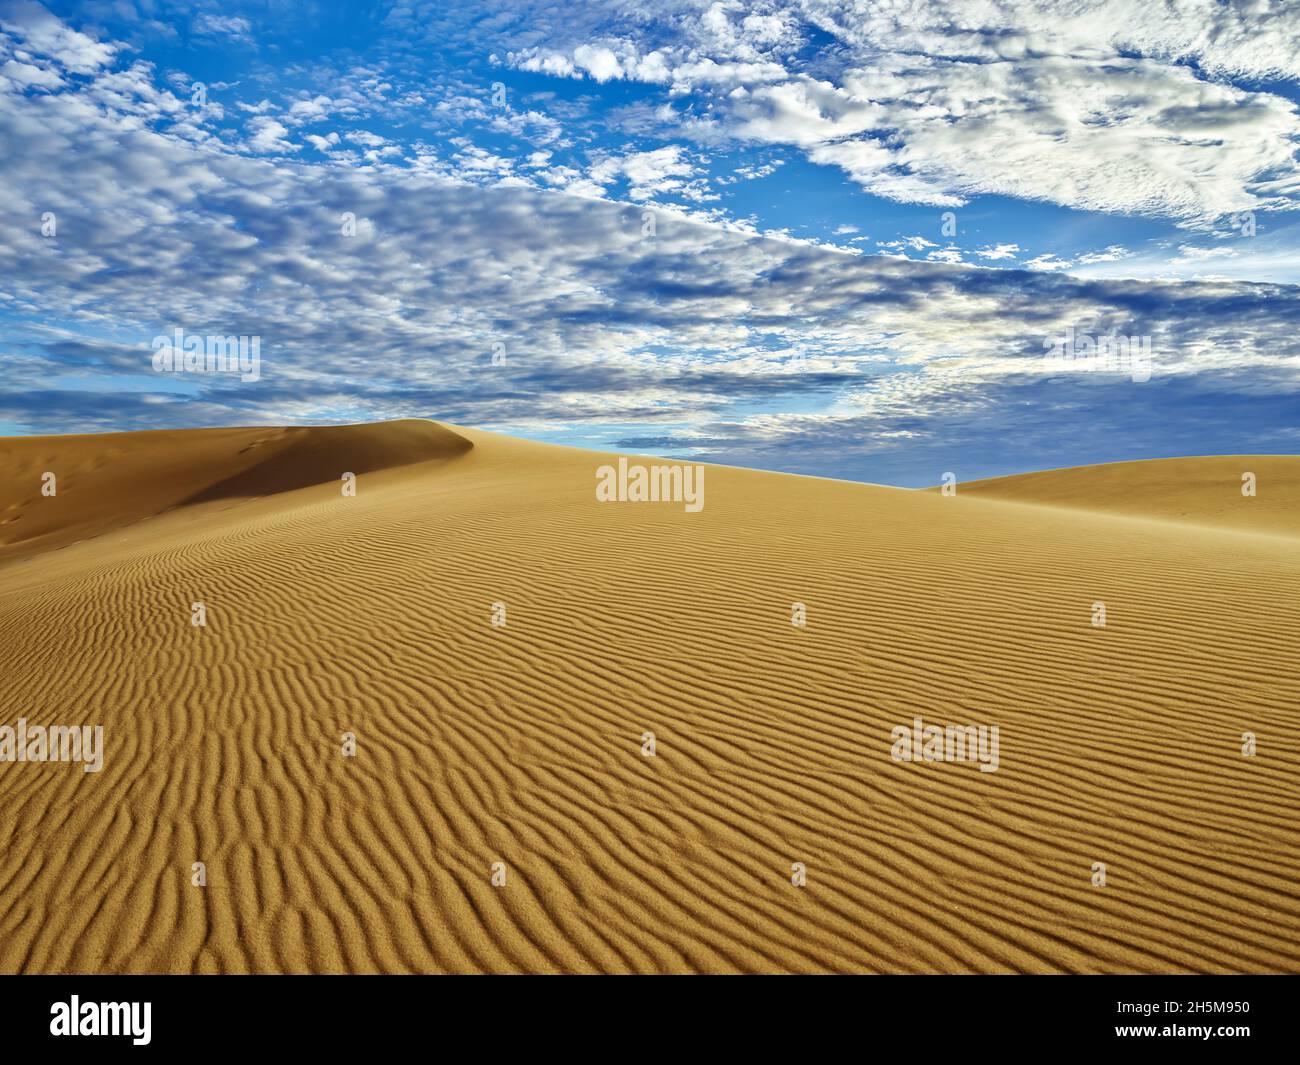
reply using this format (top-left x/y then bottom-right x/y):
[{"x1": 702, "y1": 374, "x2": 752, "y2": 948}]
[
  {"x1": 952, "y1": 455, "x2": 1299, "y2": 537},
  {"x1": 0, "y1": 421, "x2": 1297, "y2": 973}
]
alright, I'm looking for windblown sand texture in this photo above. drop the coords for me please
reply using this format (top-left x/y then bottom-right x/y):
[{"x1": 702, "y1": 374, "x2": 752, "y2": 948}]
[{"x1": 0, "y1": 421, "x2": 1297, "y2": 973}]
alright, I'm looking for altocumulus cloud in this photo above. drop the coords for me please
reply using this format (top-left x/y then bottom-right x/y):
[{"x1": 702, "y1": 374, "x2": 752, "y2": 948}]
[
  {"x1": 417, "y1": 0, "x2": 1300, "y2": 221},
  {"x1": 0, "y1": 0, "x2": 1298, "y2": 483}
]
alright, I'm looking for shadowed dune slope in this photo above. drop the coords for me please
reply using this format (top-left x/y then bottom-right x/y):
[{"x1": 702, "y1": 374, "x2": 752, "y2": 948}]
[
  {"x1": 0, "y1": 420, "x2": 472, "y2": 561},
  {"x1": 949, "y1": 456, "x2": 1300, "y2": 537},
  {"x1": 0, "y1": 422, "x2": 1297, "y2": 974}
]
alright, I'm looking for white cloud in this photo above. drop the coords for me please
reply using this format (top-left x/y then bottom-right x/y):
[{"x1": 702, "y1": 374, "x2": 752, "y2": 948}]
[
  {"x1": 1077, "y1": 244, "x2": 1130, "y2": 264},
  {"x1": 246, "y1": 117, "x2": 299, "y2": 154},
  {"x1": 587, "y1": 145, "x2": 711, "y2": 201},
  {"x1": 1, "y1": 56, "x2": 59, "y2": 87},
  {"x1": 194, "y1": 14, "x2": 254, "y2": 45},
  {"x1": 876, "y1": 236, "x2": 936, "y2": 253},
  {"x1": 572, "y1": 44, "x2": 623, "y2": 82},
  {"x1": 288, "y1": 94, "x2": 336, "y2": 122},
  {"x1": 0, "y1": 0, "x2": 114, "y2": 72},
  {"x1": 975, "y1": 244, "x2": 1021, "y2": 261},
  {"x1": 926, "y1": 247, "x2": 963, "y2": 264},
  {"x1": 1025, "y1": 254, "x2": 1073, "y2": 272},
  {"x1": 485, "y1": 0, "x2": 1300, "y2": 222},
  {"x1": 306, "y1": 131, "x2": 341, "y2": 151}
]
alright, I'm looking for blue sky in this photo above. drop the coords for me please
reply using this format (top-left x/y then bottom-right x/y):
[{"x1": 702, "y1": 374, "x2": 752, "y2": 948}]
[{"x1": 1, "y1": 0, "x2": 1298, "y2": 485}]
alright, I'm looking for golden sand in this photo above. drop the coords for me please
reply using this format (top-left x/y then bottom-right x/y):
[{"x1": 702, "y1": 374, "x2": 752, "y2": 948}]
[{"x1": 0, "y1": 421, "x2": 1296, "y2": 973}]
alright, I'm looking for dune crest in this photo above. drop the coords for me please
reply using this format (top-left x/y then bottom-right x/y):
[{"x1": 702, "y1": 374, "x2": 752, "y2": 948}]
[
  {"x1": 1, "y1": 423, "x2": 1297, "y2": 974},
  {"x1": 0, "y1": 420, "x2": 472, "y2": 561},
  {"x1": 949, "y1": 455, "x2": 1300, "y2": 538}
]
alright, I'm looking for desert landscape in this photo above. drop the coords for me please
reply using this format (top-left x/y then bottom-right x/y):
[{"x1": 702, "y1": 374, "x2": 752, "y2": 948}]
[{"x1": 0, "y1": 419, "x2": 1295, "y2": 974}]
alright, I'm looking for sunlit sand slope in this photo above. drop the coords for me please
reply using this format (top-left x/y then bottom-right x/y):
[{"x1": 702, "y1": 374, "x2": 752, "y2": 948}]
[
  {"x1": 0, "y1": 422, "x2": 1297, "y2": 973},
  {"x1": 952, "y1": 455, "x2": 1300, "y2": 537},
  {"x1": 0, "y1": 420, "x2": 472, "y2": 561}
]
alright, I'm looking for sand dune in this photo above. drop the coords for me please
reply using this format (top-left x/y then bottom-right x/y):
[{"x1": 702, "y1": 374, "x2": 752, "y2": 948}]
[
  {"x1": 0, "y1": 421, "x2": 1297, "y2": 973},
  {"x1": 0, "y1": 420, "x2": 471, "y2": 562},
  {"x1": 953, "y1": 455, "x2": 1299, "y2": 537}
]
